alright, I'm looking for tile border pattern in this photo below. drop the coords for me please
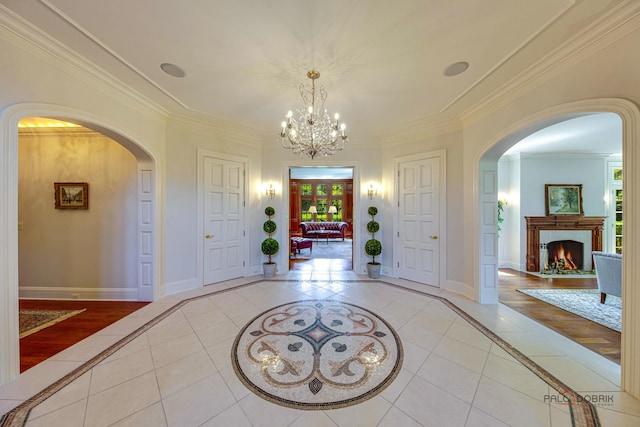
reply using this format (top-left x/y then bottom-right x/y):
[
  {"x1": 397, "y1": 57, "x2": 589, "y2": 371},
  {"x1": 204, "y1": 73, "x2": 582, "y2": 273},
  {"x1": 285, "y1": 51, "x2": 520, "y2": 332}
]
[
  {"x1": 231, "y1": 299, "x2": 403, "y2": 409},
  {"x1": 0, "y1": 279, "x2": 600, "y2": 427}
]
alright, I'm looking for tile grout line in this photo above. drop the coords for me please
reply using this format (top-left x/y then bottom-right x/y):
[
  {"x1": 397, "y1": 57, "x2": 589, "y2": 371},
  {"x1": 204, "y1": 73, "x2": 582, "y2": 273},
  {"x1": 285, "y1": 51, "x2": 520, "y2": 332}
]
[{"x1": 1, "y1": 278, "x2": 600, "y2": 427}]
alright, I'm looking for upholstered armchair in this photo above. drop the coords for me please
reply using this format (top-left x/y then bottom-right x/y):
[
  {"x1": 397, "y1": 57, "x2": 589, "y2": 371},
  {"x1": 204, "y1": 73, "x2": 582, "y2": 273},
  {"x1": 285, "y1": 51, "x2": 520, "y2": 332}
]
[{"x1": 592, "y1": 251, "x2": 622, "y2": 304}]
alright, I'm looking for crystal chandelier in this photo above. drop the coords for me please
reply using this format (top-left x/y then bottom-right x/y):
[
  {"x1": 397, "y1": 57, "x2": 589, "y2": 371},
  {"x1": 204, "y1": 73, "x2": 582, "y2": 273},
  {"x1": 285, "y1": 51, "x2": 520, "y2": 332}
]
[{"x1": 279, "y1": 70, "x2": 348, "y2": 159}]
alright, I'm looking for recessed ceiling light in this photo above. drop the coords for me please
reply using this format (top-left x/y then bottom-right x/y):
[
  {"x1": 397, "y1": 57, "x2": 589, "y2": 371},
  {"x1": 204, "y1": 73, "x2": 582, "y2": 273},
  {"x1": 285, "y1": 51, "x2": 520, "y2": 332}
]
[
  {"x1": 160, "y1": 63, "x2": 186, "y2": 78},
  {"x1": 443, "y1": 61, "x2": 469, "y2": 77}
]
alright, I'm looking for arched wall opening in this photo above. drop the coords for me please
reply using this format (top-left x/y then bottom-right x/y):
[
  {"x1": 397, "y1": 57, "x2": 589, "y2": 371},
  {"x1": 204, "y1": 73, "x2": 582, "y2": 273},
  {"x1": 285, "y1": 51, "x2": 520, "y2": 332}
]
[
  {"x1": 475, "y1": 98, "x2": 640, "y2": 398},
  {"x1": 1, "y1": 103, "x2": 159, "y2": 384}
]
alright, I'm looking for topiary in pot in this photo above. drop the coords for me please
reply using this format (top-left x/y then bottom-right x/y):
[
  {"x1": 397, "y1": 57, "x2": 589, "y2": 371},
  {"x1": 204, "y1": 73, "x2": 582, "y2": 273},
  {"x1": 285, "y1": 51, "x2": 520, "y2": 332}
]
[
  {"x1": 262, "y1": 206, "x2": 279, "y2": 277},
  {"x1": 365, "y1": 206, "x2": 382, "y2": 278}
]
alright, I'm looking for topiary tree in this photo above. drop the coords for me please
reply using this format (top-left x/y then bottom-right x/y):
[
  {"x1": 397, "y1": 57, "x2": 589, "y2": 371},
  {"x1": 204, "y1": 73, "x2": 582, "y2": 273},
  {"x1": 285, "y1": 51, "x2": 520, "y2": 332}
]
[
  {"x1": 262, "y1": 206, "x2": 279, "y2": 264},
  {"x1": 365, "y1": 206, "x2": 381, "y2": 265}
]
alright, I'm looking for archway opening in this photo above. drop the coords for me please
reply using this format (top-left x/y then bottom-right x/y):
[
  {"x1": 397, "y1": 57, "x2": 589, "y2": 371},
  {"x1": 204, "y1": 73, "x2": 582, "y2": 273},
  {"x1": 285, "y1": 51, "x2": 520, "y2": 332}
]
[{"x1": 1, "y1": 107, "x2": 157, "y2": 384}]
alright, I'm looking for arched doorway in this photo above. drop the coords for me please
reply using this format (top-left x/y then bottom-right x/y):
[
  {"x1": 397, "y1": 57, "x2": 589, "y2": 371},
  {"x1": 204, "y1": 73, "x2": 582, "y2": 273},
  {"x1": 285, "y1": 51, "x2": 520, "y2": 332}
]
[
  {"x1": 475, "y1": 98, "x2": 640, "y2": 397},
  {"x1": 1, "y1": 104, "x2": 159, "y2": 384}
]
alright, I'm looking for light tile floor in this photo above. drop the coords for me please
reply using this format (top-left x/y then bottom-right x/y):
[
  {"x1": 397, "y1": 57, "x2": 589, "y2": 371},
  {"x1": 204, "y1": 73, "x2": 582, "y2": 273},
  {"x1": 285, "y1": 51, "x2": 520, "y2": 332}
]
[{"x1": 1, "y1": 269, "x2": 640, "y2": 426}]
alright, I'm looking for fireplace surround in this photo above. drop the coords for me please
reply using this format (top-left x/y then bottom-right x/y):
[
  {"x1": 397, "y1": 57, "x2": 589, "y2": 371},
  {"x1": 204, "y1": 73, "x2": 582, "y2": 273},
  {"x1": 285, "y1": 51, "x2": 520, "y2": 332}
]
[{"x1": 525, "y1": 216, "x2": 606, "y2": 272}]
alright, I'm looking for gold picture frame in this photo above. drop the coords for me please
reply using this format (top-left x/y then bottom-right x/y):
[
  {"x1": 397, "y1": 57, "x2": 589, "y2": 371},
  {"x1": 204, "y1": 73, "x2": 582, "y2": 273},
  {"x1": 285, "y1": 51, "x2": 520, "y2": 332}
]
[
  {"x1": 54, "y1": 182, "x2": 89, "y2": 210},
  {"x1": 545, "y1": 184, "x2": 583, "y2": 216}
]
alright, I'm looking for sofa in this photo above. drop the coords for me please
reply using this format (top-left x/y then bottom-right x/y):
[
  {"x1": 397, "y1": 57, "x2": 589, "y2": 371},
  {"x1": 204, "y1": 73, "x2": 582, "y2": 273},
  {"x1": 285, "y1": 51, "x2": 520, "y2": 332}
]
[
  {"x1": 299, "y1": 222, "x2": 348, "y2": 241},
  {"x1": 592, "y1": 251, "x2": 622, "y2": 304}
]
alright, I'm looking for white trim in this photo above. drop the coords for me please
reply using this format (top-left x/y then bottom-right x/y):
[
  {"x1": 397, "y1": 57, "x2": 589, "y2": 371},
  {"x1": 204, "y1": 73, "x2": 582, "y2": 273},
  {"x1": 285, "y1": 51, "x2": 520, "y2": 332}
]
[
  {"x1": 475, "y1": 98, "x2": 640, "y2": 399},
  {"x1": 18, "y1": 287, "x2": 138, "y2": 301},
  {"x1": 281, "y1": 160, "x2": 361, "y2": 274},
  {"x1": 461, "y1": 2, "x2": 640, "y2": 125},
  {"x1": 392, "y1": 150, "x2": 447, "y2": 290},
  {"x1": 164, "y1": 278, "x2": 199, "y2": 296},
  {"x1": 196, "y1": 149, "x2": 250, "y2": 286},
  {"x1": 0, "y1": 103, "x2": 161, "y2": 385},
  {"x1": 0, "y1": 7, "x2": 167, "y2": 118},
  {"x1": 445, "y1": 279, "x2": 471, "y2": 297}
]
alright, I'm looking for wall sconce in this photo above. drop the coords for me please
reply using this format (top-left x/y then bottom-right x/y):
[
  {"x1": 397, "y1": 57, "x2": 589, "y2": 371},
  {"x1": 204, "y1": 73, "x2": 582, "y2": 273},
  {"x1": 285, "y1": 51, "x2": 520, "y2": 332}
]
[
  {"x1": 367, "y1": 184, "x2": 378, "y2": 200},
  {"x1": 265, "y1": 184, "x2": 276, "y2": 199},
  {"x1": 308, "y1": 205, "x2": 317, "y2": 221}
]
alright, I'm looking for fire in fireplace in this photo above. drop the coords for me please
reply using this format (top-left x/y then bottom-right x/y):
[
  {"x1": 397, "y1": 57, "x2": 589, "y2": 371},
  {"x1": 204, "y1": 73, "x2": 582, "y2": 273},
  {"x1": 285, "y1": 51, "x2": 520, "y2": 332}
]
[{"x1": 547, "y1": 240, "x2": 584, "y2": 270}]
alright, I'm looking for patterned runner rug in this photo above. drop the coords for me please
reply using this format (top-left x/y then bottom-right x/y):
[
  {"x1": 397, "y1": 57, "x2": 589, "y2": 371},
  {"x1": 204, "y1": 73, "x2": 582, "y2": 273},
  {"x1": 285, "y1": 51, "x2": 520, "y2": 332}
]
[
  {"x1": 517, "y1": 288, "x2": 621, "y2": 332},
  {"x1": 19, "y1": 309, "x2": 86, "y2": 338}
]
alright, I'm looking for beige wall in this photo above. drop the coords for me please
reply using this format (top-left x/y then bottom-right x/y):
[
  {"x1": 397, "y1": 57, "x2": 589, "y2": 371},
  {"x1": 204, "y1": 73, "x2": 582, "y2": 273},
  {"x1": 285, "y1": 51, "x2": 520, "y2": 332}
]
[{"x1": 18, "y1": 129, "x2": 139, "y2": 299}]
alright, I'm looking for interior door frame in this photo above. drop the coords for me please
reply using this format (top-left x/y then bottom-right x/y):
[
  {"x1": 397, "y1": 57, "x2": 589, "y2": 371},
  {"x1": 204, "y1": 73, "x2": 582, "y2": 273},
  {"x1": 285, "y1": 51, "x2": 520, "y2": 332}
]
[
  {"x1": 1, "y1": 103, "x2": 160, "y2": 384},
  {"x1": 392, "y1": 150, "x2": 447, "y2": 285},
  {"x1": 197, "y1": 149, "x2": 249, "y2": 286},
  {"x1": 282, "y1": 160, "x2": 361, "y2": 274}
]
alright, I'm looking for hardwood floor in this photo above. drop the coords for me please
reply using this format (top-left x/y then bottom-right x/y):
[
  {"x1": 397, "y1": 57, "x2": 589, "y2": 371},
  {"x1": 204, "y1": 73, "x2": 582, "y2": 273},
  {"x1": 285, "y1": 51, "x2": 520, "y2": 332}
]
[
  {"x1": 19, "y1": 299, "x2": 149, "y2": 372},
  {"x1": 499, "y1": 268, "x2": 621, "y2": 364}
]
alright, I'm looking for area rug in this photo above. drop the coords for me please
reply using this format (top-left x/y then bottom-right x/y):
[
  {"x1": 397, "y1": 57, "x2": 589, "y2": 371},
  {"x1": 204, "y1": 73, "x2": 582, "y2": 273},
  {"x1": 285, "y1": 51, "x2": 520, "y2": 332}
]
[
  {"x1": 517, "y1": 289, "x2": 621, "y2": 332},
  {"x1": 293, "y1": 239, "x2": 352, "y2": 260},
  {"x1": 19, "y1": 309, "x2": 86, "y2": 338},
  {"x1": 231, "y1": 299, "x2": 402, "y2": 409}
]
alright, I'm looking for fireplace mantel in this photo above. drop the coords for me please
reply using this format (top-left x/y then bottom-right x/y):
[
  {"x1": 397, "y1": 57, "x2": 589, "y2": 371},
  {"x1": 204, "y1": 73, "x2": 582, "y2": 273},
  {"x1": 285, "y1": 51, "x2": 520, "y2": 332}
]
[{"x1": 525, "y1": 216, "x2": 606, "y2": 272}]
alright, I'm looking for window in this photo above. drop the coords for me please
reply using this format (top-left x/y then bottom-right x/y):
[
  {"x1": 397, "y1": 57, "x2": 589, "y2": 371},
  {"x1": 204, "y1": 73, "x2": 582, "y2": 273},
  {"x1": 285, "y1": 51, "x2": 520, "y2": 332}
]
[
  {"x1": 608, "y1": 163, "x2": 622, "y2": 254},
  {"x1": 293, "y1": 180, "x2": 349, "y2": 222},
  {"x1": 614, "y1": 188, "x2": 622, "y2": 254}
]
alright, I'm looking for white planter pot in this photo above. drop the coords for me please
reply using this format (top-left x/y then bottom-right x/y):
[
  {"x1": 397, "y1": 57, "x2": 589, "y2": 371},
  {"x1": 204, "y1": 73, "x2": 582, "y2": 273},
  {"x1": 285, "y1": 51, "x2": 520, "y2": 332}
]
[
  {"x1": 366, "y1": 263, "x2": 381, "y2": 279},
  {"x1": 263, "y1": 262, "x2": 277, "y2": 278}
]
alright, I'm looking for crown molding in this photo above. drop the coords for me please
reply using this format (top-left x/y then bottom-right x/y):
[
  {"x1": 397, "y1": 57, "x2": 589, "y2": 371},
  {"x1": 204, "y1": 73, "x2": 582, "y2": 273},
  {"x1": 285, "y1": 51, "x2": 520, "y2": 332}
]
[
  {"x1": 0, "y1": 6, "x2": 168, "y2": 120},
  {"x1": 380, "y1": 115, "x2": 463, "y2": 146},
  {"x1": 460, "y1": 1, "x2": 640, "y2": 126},
  {"x1": 169, "y1": 113, "x2": 263, "y2": 147},
  {"x1": 503, "y1": 151, "x2": 614, "y2": 161}
]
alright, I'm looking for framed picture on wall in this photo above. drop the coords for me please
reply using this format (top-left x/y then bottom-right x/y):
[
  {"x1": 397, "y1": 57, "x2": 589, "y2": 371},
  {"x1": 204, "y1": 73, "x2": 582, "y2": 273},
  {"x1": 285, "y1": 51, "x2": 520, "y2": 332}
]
[
  {"x1": 54, "y1": 182, "x2": 89, "y2": 210},
  {"x1": 545, "y1": 184, "x2": 583, "y2": 216}
]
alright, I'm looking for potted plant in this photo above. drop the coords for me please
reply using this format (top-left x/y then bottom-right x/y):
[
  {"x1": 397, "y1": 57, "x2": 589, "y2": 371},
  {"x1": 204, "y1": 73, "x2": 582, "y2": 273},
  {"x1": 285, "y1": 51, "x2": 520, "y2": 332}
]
[
  {"x1": 262, "y1": 206, "x2": 279, "y2": 278},
  {"x1": 365, "y1": 206, "x2": 382, "y2": 278}
]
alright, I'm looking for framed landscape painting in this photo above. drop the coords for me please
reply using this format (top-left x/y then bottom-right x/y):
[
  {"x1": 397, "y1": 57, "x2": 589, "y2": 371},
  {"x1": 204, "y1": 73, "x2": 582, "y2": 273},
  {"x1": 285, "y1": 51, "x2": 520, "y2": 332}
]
[
  {"x1": 54, "y1": 182, "x2": 89, "y2": 210},
  {"x1": 545, "y1": 184, "x2": 583, "y2": 216}
]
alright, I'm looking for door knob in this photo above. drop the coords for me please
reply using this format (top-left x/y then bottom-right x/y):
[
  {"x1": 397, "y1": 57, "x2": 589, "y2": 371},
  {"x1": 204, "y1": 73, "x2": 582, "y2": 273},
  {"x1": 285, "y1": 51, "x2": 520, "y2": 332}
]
[
  {"x1": 205, "y1": 234, "x2": 213, "y2": 239},
  {"x1": 431, "y1": 235, "x2": 438, "y2": 240}
]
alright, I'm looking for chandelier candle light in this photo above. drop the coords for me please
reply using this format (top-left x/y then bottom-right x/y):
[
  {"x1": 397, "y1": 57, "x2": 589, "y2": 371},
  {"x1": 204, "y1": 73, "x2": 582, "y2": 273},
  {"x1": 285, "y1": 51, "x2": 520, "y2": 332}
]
[{"x1": 280, "y1": 70, "x2": 348, "y2": 159}]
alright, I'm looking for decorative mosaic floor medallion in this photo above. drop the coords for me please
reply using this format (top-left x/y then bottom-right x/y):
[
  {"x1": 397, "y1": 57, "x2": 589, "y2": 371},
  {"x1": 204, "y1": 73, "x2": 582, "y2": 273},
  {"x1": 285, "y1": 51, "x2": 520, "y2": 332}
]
[{"x1": 231, "y1": 299, "x2": 403, "y2": 409}]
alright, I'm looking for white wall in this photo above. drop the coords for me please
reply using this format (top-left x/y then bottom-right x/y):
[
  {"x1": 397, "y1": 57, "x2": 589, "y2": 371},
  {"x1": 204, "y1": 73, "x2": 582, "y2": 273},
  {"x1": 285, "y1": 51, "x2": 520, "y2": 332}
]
[
  {"x1": 261, "y1": 143, "x2": 383, "y2": 276},
  {"x1": 0, "y1": 16, "x2": 167, "y2": 383},
  {"x1": 381, "y1": 127, "x2": 465, "y2": 289},
  {"x1": 1, "y1": 3, "x2": 640, "y2": 398},
  {"x1": 464, "y1": 23, "x2": 640, "y2": 397},
  {"x1": 18, "y1": 128, "x2": 138, "y2": 298},
  {"x1": 163, "y1": 117, "x2": 262, "y2": 292}
]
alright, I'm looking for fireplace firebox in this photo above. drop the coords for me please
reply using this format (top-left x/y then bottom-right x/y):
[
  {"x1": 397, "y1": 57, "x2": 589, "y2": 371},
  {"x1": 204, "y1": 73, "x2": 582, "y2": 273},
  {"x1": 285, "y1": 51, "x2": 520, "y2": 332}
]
[{"x1": 546, "y1": 240, "x2": 584, "y2": 270}]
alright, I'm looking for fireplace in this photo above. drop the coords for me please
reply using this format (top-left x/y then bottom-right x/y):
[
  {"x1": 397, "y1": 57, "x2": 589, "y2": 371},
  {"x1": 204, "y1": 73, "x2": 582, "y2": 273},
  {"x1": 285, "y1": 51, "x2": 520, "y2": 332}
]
[
  {"x1": 546, "y1": 240, "x2": 584, "y2": 271},
  {"x1": 525, "y1": 216, "x2": 605, "y2": 272}
]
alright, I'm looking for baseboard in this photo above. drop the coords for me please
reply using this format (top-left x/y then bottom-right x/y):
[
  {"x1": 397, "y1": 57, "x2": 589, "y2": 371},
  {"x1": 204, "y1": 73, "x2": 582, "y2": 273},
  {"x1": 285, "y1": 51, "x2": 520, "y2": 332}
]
[
  {"x1": 164, "y1": 278, "x2": 199, "y2": 296},
  {"x1": 443, "y1": 279, "x2": 474, "y2": 300},
  {"x1": 499, "y1": 260, "x2": 521, "y2": 270},
  {"x1": 19, "y1": 286, "x2": 138, "y2": 301}
]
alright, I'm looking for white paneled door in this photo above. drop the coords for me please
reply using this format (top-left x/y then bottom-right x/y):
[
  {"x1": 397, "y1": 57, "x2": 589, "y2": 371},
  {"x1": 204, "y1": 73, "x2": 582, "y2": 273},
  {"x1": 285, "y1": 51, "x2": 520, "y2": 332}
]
[
  {"x1": 203, "y1": 156, "x2": 245, "y2": 285},
  {"x1": 397, "y1": 157, "x2": 440, "y2": 286}
]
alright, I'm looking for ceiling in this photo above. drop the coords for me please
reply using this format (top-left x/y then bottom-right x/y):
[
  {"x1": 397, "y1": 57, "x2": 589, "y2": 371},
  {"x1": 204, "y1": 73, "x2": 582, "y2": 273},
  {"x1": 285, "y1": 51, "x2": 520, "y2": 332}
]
[
  {"x1": 0, "y1": 0, "x2": 627, "y2": 148},
  {"x1": 504, "y1": 113, "x2": 622, "y2": 157}
]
